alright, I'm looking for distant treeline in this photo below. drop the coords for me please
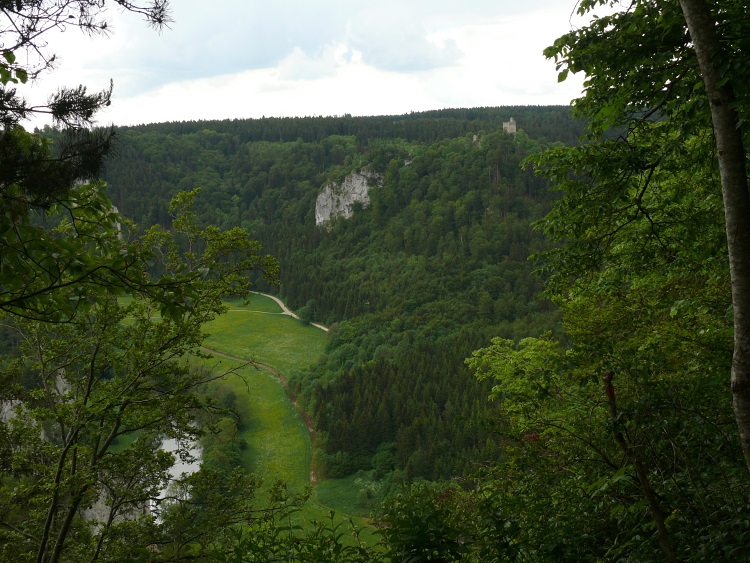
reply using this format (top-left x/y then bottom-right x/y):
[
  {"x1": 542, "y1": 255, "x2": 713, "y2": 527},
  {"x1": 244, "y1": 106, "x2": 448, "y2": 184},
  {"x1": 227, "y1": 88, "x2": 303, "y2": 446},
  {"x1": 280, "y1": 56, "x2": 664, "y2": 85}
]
[{"x1": 110, "y1": 106, "x2": 585, "y2": 146}]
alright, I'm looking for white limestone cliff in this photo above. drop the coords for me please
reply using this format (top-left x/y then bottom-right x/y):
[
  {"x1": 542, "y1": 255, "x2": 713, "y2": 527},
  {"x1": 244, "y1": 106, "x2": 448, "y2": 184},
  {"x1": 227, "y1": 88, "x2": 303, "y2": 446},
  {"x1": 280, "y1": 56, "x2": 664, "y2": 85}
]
[{"x1": 315, "y1": 170, "x2": 383, "y2": 226}]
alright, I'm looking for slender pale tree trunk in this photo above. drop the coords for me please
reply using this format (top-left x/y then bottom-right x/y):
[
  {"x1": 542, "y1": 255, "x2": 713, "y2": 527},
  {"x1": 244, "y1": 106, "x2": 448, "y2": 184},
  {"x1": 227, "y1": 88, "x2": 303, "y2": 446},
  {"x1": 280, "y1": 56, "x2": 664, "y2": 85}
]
[{"x1": 679, "y1": 0, "x2": 750, "y2": 472}]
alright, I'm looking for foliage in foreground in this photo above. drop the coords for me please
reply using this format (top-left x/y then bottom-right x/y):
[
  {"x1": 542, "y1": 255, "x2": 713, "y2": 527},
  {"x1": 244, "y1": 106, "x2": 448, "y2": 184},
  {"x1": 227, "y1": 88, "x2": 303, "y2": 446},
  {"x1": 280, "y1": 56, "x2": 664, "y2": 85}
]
[
  {"x1": 0, "y1": 183, "x2": 279, "y2": 561},
  {"x1": 461, "y1": 0, "x2": 750, "y2": 561}
]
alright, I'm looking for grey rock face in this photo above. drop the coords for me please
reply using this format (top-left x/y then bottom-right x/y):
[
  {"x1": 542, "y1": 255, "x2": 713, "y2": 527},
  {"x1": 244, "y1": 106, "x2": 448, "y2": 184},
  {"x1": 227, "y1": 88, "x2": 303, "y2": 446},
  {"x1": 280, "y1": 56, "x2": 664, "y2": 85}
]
[{"x1": 315, "y1": 171, "x2": 383, "y2": 226}]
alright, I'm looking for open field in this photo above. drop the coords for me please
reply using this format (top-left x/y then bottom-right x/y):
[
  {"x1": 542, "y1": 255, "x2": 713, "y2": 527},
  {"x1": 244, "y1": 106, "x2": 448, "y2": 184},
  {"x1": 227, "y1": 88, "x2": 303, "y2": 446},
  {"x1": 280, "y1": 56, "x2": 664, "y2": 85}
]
[
  {"x1": 205, "y1": 356, "x2": 311, "y2": 489},
  {"x1": 203, "y1": 295, "x2": 326, "y2": 378},
  {"x1": 314, "y1": 473, "x2": 373, "y2": 518},
  {"x1": 200, "y1": 294, "x2": 377, "y2": 543}
]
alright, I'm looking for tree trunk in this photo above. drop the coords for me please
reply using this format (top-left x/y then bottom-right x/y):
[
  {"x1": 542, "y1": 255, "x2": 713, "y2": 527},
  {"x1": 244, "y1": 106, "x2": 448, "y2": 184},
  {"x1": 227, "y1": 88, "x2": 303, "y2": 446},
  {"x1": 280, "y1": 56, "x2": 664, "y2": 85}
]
[
  {"x1": 678, "y1": 0, "x2": 750, "y2": 473},
  {"x1": 603, "y1": 372, "x2": 676, "y2": 561}
]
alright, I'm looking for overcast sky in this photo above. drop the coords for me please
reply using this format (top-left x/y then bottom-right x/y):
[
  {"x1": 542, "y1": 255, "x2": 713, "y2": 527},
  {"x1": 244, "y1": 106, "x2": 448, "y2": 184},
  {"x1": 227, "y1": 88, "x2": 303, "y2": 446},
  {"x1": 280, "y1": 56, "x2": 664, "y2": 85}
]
[{"x1": 24, "y1": 0, "x2": 591, "y2": 127}]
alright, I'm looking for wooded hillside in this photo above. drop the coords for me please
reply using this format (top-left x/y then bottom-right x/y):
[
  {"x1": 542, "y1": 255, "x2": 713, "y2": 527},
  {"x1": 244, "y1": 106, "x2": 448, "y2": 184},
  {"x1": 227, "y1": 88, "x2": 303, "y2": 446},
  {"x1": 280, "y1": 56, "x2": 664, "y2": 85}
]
[{"x1": 88, "y1": 107, "x2": 578, "y2": 480}]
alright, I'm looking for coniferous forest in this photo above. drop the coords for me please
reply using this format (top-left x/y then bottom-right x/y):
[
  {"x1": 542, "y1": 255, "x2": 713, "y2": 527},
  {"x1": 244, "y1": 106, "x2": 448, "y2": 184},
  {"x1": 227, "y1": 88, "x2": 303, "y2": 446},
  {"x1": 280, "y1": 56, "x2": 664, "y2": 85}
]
[
  {"x1": 2, "y1": 1, "x2": 750, "y2": 561},
  {"x1": 96, "y1": 108, "x2": 575, "y2": 482}
]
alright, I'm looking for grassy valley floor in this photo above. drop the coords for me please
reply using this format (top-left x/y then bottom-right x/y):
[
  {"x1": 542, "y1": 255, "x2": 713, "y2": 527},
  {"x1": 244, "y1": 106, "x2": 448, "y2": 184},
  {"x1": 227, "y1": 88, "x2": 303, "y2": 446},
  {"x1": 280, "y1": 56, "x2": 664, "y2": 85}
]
[{"x1": 200, "y1": 294, "x2": 378, "y2": 544}]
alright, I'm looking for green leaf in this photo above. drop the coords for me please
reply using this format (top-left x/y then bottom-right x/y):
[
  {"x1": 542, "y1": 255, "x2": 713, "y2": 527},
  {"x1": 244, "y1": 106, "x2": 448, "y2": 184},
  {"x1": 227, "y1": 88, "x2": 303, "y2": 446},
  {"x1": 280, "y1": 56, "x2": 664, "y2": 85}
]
[{"x1": 0, "y1": 66, "x2": 12, "y2": 84}]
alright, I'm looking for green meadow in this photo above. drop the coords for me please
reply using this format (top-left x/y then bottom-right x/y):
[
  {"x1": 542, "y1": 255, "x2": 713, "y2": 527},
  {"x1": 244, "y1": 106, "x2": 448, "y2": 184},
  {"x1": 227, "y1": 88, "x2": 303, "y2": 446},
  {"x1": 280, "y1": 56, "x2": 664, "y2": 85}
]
[
  {"x1": 200, "y1": 294, "x2": 377, "y2": 542},
  {"x1": 205, "y1": 357, "x2": 311, "y2": 489},
  {"x1": 203, "y1": 294, "x2": 325, "y2": 377}
]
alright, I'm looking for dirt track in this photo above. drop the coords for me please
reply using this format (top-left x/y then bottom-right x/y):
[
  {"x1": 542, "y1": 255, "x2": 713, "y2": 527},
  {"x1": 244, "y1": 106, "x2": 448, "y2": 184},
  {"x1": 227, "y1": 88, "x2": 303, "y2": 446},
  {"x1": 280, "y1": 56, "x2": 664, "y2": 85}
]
[{"x1": 251, "y1": 291, "x2": 329, "y2": 332}]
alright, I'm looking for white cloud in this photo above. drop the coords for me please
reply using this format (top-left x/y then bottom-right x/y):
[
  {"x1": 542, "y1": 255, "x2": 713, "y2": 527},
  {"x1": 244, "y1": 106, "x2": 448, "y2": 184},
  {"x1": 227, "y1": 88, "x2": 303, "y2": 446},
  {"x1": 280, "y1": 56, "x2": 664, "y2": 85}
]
[
  {"x1": 345, "y1": 4, "x2": 463, "y2": 72},
  {"x1": 277, "y1": 44, "x2": 355, "y2": 81},
  {"x1": 21, "y1": 0, "x2": 594, "y2": 128}
]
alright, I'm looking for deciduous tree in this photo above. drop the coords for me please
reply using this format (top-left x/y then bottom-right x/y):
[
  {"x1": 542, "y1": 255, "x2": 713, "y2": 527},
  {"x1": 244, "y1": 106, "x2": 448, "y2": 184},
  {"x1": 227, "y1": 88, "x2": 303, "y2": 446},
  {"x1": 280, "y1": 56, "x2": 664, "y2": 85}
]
[
  {"x1": 462, "y1": 0, "x2": 750, "y2": 557},
  {"x1": 0, "y1": 1, "x2": 175, "y2": 320},
  {"x1": 677, "y1": 0, "x2": 750, "y2": 474},
  {"x1": 0, "y1": 189, "x2": 278, "y2": 562},
  {"x1": 544, "y1": 0, "x2": 750, "y2": 470}
]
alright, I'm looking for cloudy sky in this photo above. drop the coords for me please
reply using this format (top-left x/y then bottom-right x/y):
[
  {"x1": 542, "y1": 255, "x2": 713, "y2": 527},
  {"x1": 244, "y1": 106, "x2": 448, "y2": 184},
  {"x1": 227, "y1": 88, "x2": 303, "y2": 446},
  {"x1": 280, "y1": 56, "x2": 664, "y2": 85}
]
[{"x1": 23, "y1": 0, "x2": 591, "y2": 127}]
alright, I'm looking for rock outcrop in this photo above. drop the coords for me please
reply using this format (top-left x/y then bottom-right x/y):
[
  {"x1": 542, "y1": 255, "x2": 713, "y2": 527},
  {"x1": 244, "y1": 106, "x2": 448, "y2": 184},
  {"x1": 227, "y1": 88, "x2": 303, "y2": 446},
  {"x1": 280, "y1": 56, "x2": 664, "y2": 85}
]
[
  {"x1": 315, "y1": 170, "x2": 383, "y2": 226},
  {"x1": 1, "y1": 400, "x2": 19, "y2": 423}
]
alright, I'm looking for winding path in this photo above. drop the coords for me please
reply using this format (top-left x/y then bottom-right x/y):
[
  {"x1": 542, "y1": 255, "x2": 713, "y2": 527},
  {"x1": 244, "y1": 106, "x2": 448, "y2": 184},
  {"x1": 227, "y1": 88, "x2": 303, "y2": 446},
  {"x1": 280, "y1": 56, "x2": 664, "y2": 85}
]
[
  {"x1": 251, "y1": 291, "x2": 329, "y2": 332},
  {"x1": 201, "y1": 291, "x2": 323, "y2": 485}
]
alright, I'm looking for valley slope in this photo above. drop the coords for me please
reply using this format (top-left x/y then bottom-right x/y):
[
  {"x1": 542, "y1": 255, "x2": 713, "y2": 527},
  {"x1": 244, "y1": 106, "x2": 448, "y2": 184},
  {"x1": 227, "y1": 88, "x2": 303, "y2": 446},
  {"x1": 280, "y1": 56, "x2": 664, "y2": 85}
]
[{"x1": 95, "y1": 107, "x2": 577, "y2": 482}]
